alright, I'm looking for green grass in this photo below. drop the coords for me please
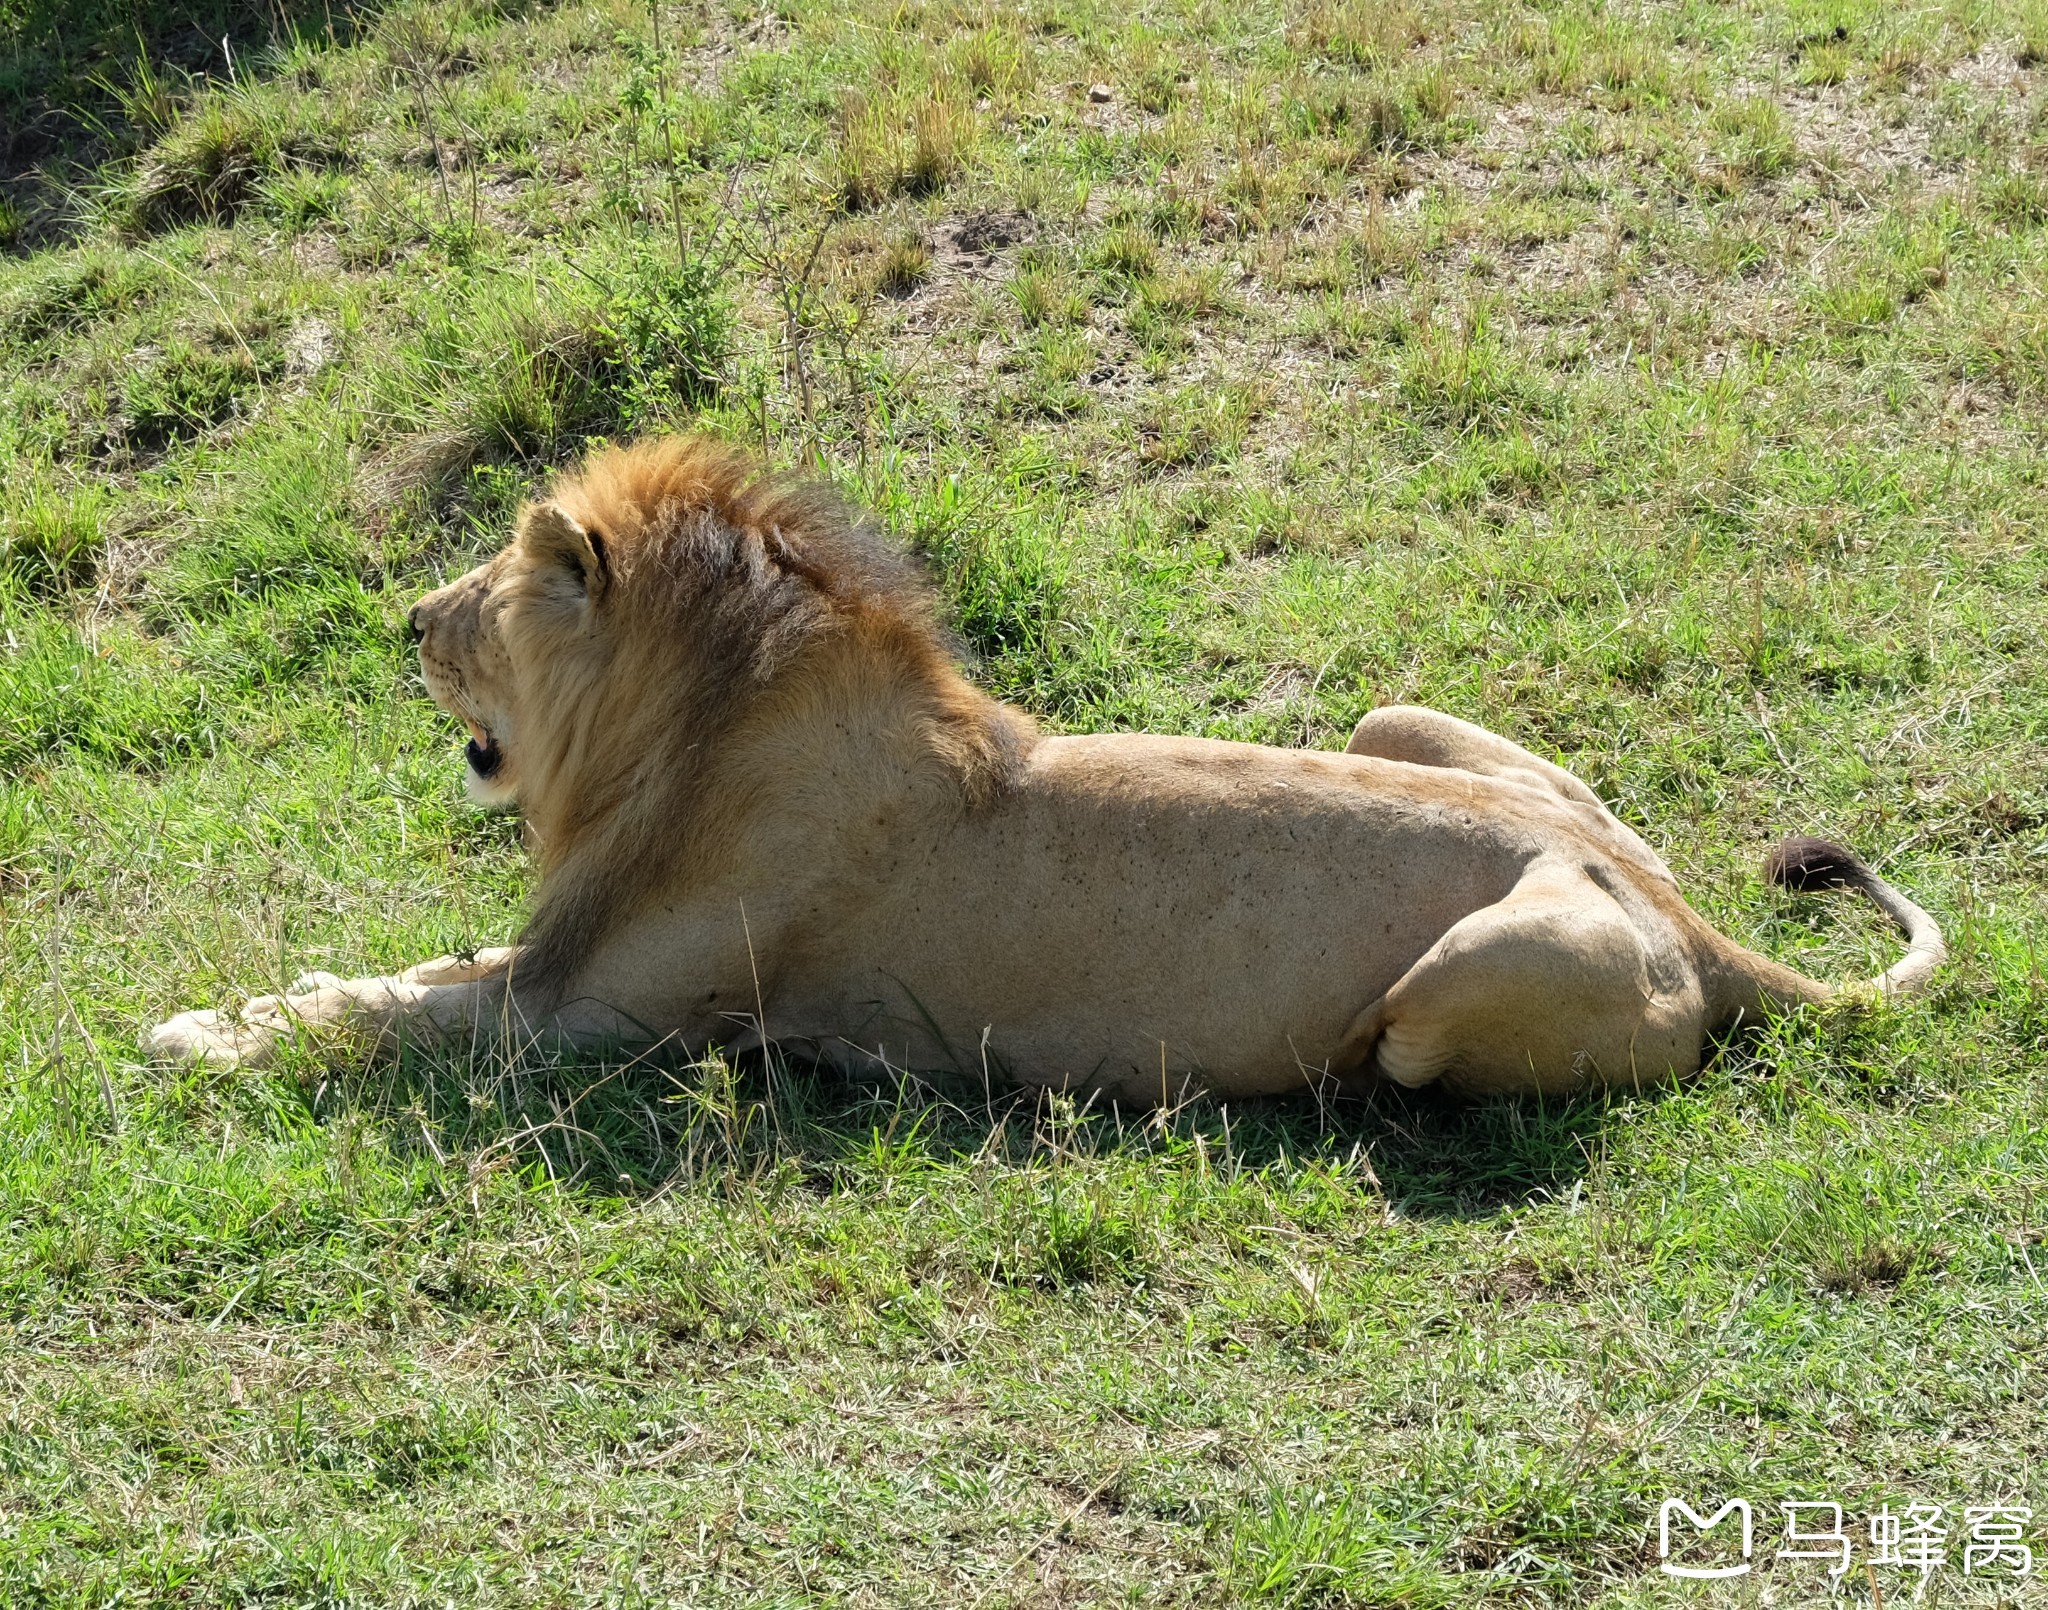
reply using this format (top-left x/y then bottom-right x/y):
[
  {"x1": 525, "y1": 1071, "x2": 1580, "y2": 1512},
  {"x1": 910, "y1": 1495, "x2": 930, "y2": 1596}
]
[{"x1": 4, "y1": 0, "x2": 2048, "y2": 1603}]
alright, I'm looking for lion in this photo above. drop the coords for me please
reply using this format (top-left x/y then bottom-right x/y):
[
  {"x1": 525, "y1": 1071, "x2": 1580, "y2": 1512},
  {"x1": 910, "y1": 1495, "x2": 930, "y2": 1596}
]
[{"x1": 148, "y1": 436, "x2": 1945, "y2": 1101}]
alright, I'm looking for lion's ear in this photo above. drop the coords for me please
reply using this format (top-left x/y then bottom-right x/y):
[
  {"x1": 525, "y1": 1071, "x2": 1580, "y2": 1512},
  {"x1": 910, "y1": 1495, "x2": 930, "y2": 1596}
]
[{"x1": 517, "y1": 501, "x2": 609, "y2": 604}]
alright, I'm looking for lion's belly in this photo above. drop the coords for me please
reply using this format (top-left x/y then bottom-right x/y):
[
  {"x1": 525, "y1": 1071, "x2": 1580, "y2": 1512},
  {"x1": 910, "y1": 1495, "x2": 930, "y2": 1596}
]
[{"x1": 772, "y1": 735, "x2": 1553, "y2": 1098}]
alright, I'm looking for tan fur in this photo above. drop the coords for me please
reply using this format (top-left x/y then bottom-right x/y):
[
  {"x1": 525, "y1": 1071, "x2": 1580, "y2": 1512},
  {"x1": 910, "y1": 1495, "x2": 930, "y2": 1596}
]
[{"x1": 148, "y1": 437, "x2": 1944, "y2": 1100}]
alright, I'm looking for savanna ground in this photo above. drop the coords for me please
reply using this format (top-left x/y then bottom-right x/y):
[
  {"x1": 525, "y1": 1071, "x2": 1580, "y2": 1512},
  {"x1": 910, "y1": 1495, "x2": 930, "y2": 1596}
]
[{"x1": 3, "y1": 0, "x2": 2046, "y2": 1602}]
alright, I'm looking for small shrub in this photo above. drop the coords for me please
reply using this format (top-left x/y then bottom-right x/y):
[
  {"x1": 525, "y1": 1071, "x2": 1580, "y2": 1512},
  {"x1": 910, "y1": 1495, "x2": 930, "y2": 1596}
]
[
  {"x1": 355, "y1": 1403, "x2": 500, "y2": 1489},
  {"x1": 592, "y1": 245, "x2": 731, "y2": 421},
  {"x1": 1296, "y1": 64, "x2": 1456, "y2": 162}
]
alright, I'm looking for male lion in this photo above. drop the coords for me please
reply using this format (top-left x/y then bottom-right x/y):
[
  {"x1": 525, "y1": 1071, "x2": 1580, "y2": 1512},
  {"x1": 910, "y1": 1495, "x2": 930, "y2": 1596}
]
[{"x1": 149, "y1": 437, "x2": 1944, "y2": 1100}]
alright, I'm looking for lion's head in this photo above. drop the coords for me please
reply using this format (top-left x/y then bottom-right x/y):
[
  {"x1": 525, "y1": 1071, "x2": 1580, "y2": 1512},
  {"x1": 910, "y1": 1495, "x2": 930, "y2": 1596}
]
[
  {"x1": 410, "y1": 545, "x2": 521, "y2": 806},
  {"x1": 409, "y1": 435, "x2": 1027, "y2": 998}
]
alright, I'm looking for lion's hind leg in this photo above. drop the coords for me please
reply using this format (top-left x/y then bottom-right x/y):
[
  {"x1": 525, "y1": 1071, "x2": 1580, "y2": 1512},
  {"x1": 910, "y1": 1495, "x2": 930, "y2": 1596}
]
[
  {"x1": 1345, "y1": 862, "x2": 1706, "y2": 1099},
  {"x1": 1346, "y1": 705, "x2": 1607, "y2": 808},
  {"x1": 1347, "y1": 705, "x2": 1673, "y2": 886}
]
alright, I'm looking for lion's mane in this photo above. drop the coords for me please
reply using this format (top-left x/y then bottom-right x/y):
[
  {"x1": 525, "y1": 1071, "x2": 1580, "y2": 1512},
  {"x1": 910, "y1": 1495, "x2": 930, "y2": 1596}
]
[{"x1": 501, "y1": 437, "x2": 1031, "y2": 1003}]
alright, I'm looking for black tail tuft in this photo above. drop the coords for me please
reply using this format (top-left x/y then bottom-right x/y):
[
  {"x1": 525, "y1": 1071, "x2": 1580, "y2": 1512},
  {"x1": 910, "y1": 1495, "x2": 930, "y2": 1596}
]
[{"x1": 1765, "y1": 835, "x2": 1870, "y2": 893}]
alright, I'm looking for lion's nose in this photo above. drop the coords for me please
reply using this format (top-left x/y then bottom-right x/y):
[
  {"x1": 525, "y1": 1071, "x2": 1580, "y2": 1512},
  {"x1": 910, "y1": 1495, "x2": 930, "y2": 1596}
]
[{"x1": 407, "y1": 605, "x2": 426, "y2": 644}]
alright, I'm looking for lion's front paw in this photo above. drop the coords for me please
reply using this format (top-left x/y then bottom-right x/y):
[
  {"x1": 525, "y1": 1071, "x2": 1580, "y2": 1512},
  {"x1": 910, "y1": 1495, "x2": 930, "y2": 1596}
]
[
  {"x1": 399, "y1": 947, "x2": 517, "y2": 986},
  {"x1": 144, "y1": 1006, "x2": 286, "y2": 1070}
]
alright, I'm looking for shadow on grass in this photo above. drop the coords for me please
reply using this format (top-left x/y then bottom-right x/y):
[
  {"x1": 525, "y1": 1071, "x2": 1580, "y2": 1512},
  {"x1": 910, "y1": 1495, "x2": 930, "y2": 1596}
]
[
  {"x1": 302, "y1": 1036, "x2": 1641, "y2": 1221},
  {"x1": 1, "y1": 0, "x2": 395, "y2": 245}
]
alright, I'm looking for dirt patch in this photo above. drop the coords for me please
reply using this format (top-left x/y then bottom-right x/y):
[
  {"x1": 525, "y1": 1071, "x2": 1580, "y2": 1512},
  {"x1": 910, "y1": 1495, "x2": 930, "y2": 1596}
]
[{"x1": 947, "y1": 208, "x2": 1036, "y2": 259}]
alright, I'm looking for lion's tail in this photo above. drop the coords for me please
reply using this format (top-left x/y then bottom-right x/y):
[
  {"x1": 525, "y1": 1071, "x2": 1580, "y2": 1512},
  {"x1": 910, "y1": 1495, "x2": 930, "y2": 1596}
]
[{"x1": 1757, "y1": 835, "x2": 1946, "y2": 1003}]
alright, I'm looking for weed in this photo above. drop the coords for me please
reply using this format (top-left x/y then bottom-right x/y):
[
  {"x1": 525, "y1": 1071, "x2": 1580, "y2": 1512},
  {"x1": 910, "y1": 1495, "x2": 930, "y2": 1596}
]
[
  {"x1": 383, "y1": 246, "x2": 727, "y2": 491},
  {"x1": 835, "y1": 93, "x2": 896, "y2": 212},
  {"x1": 1981, "y1": 166, "x2": 2048, "y2": 224},
  {"x1": 1137, "y1": 382, "x2": 1261, "y2": 468},
  {"x1": 1, "y1": 481, "x2": 111, "y2": 594},
  {"x1": 1798, "y1": 40, "x2": 1854, "y2": 85},
  {"x1": 123, "y1": 334, "x2": 269, "y2": 449},
  {"x1": 1293, "y1": 0, "x2": 1424, "y2": 67},
  {"x1": 160, "y1": 434, "x2": 361, "y2": 613},
  {"x1": 1397, "y1": 310, "x2": 1542, "y2": 431},
  {"x1": 1, "y1": 250, "x2": 160, "y2": 344},
  {"x1": 2024, "y1": 2, "x2": 2048, "y2": 66},
  {"x1": 834, "y1": 93, "x2": 973, "y2": 208},
  {"x1": 125, "y1": 83, "x2": 347, "y2": 234},
  {"x1": 1093, "y1": 219, "x2": 1158, "y2": 281},
  {"x1": 1010, "y1": 259, "x2": 1087, "y2": 327},
  {"x1": 261, "y1": 166, "x2": 349, "y2": 231},
  {"x1": 876, "y1": 233, "x2": 932, "y2": 296},
  {"x1": 950, "y1": 24, "x2": 1033, "y2": 96},
  {"x1": 1233, "y1": 1486, "x2": 1453, "y2": 1608},
  {"x1": 1711, "y1": 93, "x2": 1797, "y2": 181},
  {"x1": 1344, "y1": 202, "x2": 1415, "y2": 281},
  {"x1": 1122, "y1": 34, "x2": 1186, "y2": 113},
  {"x1": 907, "y1": 95, "x2": 971, "y2": 196}
]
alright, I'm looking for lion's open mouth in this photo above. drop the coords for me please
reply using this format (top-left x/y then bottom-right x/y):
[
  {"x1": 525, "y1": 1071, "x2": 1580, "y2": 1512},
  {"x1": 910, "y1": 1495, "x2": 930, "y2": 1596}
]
[{"x1": 465, "y1": 720, "x2": 503, "y2": 779}]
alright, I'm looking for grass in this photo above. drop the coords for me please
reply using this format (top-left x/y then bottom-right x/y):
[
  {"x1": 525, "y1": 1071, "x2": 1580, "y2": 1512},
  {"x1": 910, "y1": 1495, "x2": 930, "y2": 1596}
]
[{"x1": 3, "y1": 0, "x2": 2047, "y2": 1603}]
